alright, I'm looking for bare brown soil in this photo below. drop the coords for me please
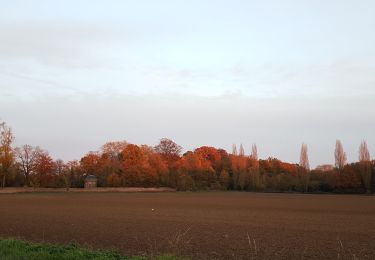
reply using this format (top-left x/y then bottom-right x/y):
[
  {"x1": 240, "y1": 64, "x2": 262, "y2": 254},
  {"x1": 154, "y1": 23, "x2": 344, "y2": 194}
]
[{"x1": 0, "y1": 192, "x2": 374, "y2": 259}]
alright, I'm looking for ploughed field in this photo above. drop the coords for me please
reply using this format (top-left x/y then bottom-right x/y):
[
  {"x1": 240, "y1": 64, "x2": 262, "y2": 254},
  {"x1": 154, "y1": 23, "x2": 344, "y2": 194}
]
[{"x1": 0, "y1": 192, "x2": 374, "y2": 259}]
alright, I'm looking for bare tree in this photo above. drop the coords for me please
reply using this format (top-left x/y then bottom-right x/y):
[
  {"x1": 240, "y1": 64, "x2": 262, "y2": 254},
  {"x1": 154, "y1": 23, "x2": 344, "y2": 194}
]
[
  {"x1": 299, "y1": 143, "x2": 310, "y2": 192},
  {"x1": 154, "y1": 138, "x2": 182, "y2": 162},
  {"x1": 359, "y1": 141, "x2": 371, "y2": 162},
  {"x1": 101, "y1": 141, "x2": 128, "y2": 158},
  {"x1": 15, "y1": 145, "x2": 41, "y2": 187},
  {"x1": 334, "y1": 140, "x2": 347, "y2": 171},
  {"x1": 359, "y1": 141, "x2": 371, "y2": 193},
  {"x1": 299, "y1": 143, "x2": 310, "y2": 171},
  {"x1": 251, "y1": 144, "x2": 258, "y2": 161},
  {"x1": 0, "y1": 122, "x2": 15, "y2": 188},
  {"x1": 239, "y1": 144, "x2": 245, "y2": 157},
  {"x1": 55, "y1": 159, "x2": 70, "y2": 191},
  {"x1": 232, "y1": 144, "x2": 237, "y2": 156}
]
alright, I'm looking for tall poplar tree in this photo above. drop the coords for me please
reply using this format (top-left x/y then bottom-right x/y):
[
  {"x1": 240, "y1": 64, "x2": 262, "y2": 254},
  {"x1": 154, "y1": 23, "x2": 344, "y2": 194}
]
[
  {"x1": 334, "y1": 140, "x2": 347, "y2": 171},
  {"x1": 359, "y1": 141, "x2": 371, "y2": 193},
  {"x1": 299, "y1": 143, "x2": 310, "y2": 192}
]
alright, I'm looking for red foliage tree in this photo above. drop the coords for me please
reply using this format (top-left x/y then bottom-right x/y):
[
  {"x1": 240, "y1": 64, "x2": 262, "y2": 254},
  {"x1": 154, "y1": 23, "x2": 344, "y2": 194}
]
[{"x1": 33, "y1": 151, "x2": 55, "y2": 187}]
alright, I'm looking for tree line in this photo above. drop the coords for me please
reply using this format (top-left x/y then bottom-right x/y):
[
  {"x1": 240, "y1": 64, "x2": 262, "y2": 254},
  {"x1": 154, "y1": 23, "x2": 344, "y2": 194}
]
[{"x1": 1, "y1": 121, "x2": 374, "y2": 193}]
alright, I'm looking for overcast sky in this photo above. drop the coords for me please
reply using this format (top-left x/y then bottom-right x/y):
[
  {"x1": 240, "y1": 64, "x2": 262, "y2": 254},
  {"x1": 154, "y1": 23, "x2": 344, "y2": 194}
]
[{"x1": 1, "y1": 0, "x2": 375, "y2": 167}]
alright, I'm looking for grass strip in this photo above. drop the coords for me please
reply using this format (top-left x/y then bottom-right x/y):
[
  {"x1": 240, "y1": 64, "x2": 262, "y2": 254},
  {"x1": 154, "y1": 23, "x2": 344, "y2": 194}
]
[{"x1": 0, "y1": 238, "x2": 180, "y2": 260}]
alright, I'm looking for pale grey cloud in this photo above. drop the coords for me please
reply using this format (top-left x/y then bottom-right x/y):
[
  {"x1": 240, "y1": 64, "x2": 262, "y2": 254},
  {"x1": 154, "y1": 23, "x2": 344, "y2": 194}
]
[
  {"x1": 128, "y1": 62, "x2": 375, "y2": 97},
  {"x1": 0, "y1": 23, "x2": 129, "y2": 69},
  {"x1": 1, "y1": 0, "x2": 375, "y2": 167}
]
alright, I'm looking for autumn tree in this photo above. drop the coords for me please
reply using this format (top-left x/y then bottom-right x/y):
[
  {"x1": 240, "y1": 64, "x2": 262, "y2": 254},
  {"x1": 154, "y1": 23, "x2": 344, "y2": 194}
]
[
  {"x1": 237, "y1": 169, "x2": 248, "y2": 190},
  {"x1": 334, "y1": 163, "x2": 362, "y2": 192},
  {"x1": 230, "y1": 154, "x2": 239, "y2": 190},
  {"x1": 80, "y1": 152, "x2": 101, "y2": 175},
  {"x1": 219, "y1": 169, "x2": 230, "y2": 190},
  {"x1": 121, "y1": 144, "x2": 144, "y2": 186},
  {"x1": 231, "y1": 146, "x2": 248, "y2": 190},
  {"x1": 154, "y1": 138, "x2": 182, "y2": 187},
  {"x1": 359, "y1": 141, "x2": 371, "y2": 193},
  {"x1": 121, "y1": 144, "x2": 157, "y2": 187},
  {"x1": 141, "y1": 145, "x2": 169, "y2": 186},
  {"x1": 154, "y1": 138, "x2": 182, "y2": 162},
  {"x1": 239, "y1": 144, "x2": 248, "y2": 190},
  {"x1": 101, "y1": 141, "x2": 128, "y2": 159},
  {"x1": 334, "y1": 140, "x2": 347, "y2": 171},
  {"x1": 0, "y1": 122, "x2": 15, "y2": 188},
  {"x1": 15, "y1": 145, "x2": 42, "y2": 186},
  {"x1": 100, "y1": 141, "x2": 128, "y2": 185},
  {"x1": 178, "y1": 151, "x2": 216, "y2": 190},
  {"x1": 194, "y1": 146, "x2": 222, "y2": 174},
  {"x1": 299, "y1": 143, "x2": 310, "y2": 192},
  {"x1": 214, "y1": 148, "x2": 231, "y2": 181},
  {"x1": 33, "y1": 150, "x2": 55, "y2": 187}
]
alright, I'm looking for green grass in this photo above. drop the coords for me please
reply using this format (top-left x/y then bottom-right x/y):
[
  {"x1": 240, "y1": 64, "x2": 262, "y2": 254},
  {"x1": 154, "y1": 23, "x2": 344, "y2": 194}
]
[{"x1": 0, "y1": 238, "x2": 181, "y2": 260}]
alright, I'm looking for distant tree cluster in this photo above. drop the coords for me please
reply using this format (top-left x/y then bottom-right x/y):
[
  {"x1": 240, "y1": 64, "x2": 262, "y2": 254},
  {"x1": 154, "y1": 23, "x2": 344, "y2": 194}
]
[{"x1": 0, "y1": 121, "x2": 374, "y2": 193}]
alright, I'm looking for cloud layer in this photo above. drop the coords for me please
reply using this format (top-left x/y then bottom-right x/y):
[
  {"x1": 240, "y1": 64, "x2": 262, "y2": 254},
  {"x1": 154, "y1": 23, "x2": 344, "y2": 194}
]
[{"x1": 1, "y1": 1, "x2": 375, "y2": 166}]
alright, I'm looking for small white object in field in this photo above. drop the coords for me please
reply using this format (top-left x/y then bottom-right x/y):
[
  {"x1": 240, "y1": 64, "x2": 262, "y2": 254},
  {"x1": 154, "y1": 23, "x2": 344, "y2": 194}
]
[{"x1": 151, "y1": 208, "x2": 155, "y2": 211}]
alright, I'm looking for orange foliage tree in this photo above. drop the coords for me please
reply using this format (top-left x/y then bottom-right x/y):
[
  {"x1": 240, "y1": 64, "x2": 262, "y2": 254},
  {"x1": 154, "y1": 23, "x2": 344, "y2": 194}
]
[
  {"x1": 177, "y1": 151, "x2": 216, "y2": 190},
  {"x1": 32, "y1": 150, "x2": 55, "y2": 187}
]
